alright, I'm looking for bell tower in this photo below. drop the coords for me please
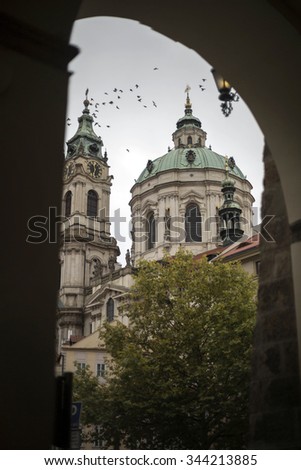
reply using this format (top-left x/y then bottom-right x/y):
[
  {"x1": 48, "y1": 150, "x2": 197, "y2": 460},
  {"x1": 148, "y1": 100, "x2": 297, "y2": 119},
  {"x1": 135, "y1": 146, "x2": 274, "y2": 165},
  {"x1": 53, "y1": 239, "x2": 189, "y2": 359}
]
[{"x1": 57, "y1": 91, "x2": 120, "y2": 347}]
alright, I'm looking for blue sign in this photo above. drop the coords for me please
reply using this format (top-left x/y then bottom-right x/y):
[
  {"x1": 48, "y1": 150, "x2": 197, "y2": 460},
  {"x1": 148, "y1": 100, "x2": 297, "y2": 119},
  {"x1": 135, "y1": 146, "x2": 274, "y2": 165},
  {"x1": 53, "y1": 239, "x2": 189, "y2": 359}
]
[{"x1": 71, "y1": 401, "x2": 82, "y2": 429}]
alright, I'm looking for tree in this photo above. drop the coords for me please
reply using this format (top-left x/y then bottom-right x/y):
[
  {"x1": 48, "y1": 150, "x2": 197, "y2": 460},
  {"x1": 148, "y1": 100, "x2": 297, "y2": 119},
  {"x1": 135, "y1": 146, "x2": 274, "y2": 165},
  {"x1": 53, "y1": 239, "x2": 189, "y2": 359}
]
[
  {"x1": 74, "y1": 250, "x2": 257, "y2": 449},
  {"x1": 72, "y1": 365, "x2": 103, "y2": 445}
]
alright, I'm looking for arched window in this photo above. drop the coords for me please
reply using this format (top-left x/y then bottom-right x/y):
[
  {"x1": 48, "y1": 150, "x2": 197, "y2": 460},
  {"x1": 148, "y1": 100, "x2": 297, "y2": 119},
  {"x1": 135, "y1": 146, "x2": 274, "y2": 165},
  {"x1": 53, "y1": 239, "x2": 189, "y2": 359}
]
[
  {"x1": 106, "y1": 298, "x2": 114, "y2": 322},
  {"x1": 187, "y1": 136, "x2": 192, "y2": 145},
  {"x1": 147, "y1": 212, "x2": 156, "y2": 249},
  {"x1": 87, "y1": 190, "x2": 98, "y2": 217},
  {"x1": 185, "y1": 204, "x2": 202, "y2": 242},
  {"x1": 65, "y1": 191, "x2": 72, "y2": 217}
]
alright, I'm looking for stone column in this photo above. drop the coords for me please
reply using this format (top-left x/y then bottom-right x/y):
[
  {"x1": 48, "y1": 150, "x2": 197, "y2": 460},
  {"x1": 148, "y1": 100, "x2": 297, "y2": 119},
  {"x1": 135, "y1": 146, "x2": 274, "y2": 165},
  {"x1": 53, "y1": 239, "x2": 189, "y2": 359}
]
[{"x1": 157, "y1": 195, "x2": 166, "y2": 245}]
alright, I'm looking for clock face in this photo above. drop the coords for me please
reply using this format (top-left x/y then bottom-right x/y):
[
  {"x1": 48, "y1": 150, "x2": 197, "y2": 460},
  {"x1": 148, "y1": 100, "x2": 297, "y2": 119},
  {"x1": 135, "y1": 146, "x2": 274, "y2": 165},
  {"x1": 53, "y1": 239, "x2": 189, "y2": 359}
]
[
  {"x1": 86, "y1": 161, "x2": 102, "y2": 179},
  {"x1": 63, "y1": 162, "x2": 75, "y2": 180}
]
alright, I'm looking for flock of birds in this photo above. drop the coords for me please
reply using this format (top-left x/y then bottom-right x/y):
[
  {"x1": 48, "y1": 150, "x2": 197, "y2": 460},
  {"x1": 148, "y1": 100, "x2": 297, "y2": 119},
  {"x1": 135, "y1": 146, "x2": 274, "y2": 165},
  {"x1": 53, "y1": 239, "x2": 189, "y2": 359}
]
[{"x1": 66, "y1": 69, "x2": 208, "y2": 154}]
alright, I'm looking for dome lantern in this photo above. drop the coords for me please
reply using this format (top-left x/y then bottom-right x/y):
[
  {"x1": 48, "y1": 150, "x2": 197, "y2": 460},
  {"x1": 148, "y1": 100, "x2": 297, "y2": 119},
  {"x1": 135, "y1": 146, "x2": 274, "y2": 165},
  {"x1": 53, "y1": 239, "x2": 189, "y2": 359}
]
[{"x1": 172, "y1": 87, "x2": 207, "y2": 149}]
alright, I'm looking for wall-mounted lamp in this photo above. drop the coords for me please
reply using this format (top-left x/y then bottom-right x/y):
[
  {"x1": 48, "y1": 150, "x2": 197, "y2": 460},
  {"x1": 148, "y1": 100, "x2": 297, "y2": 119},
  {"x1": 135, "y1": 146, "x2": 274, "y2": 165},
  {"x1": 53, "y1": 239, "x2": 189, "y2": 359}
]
[{"x1": 211, "y1": 68, "x2": 239, "y2": 117}]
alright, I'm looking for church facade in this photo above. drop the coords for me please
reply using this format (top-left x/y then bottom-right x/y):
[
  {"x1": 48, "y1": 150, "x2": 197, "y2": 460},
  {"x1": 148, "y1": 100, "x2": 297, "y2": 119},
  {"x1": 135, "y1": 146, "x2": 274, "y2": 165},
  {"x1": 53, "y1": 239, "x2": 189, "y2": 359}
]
[
  {"x1": 130, "y1": 92, "x2": 254, "y2": 263},
  {"x1": 57, "y1": 91, "x2": 255, "y2": 363}
]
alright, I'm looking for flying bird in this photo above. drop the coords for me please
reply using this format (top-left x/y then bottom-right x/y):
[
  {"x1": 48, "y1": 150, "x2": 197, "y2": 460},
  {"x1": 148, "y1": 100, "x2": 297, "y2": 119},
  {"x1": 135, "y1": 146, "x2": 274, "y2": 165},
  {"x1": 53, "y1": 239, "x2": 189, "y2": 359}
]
[
  {"x1": 202, "y1": 78, "x2": 206, "y2": 81},
  {"x1": 106, "y1": 125, "x2": 110, "y2": 128},
  {"x1": 153, "y1": 67, "x2": 159, "y2": 70},
  {"x1": 113, "y1": 88, "x2": 117, "y2": 92},
  {"x1": 92, "y1": 113, "x2": 97, "y2": 117},
  {"x1": 116, "y1": 106, "x2": 120, "y2": 109},
  {"x1": 152, "y1": 101, "x2": 157, "y2": 107},
  {"x1": 67, "y1": 123, "x2": 71, "y2": 126},
  {"x1": 104, "y1": 92, "x2": 108, "y2": 95},
  {"x1": 66, "y1": 118, "x2": 71, "y2": 121},
  {"x1": 135, "y1": 84, "x2": 139, "y2": 88},
  {"x1": 126, "y1": 149, "x2": 130, "y2": 152},
  {"x1": 102, "y1": 102, "x2": 106, "y2": 105},
  {"x1": 95, "y1": 103, "x2": 99, "y2": 108},
  {"x1": 138, "y1": 98, "x2": 142, "y2": 102},
  {"x1": 109, "y1": 101, "x2": 114, "y2": 104},
  {"x1": 130, "y1": 89, "x2": 133, "y2": 92},
  {"x1": 143, "y1": 105, "x2": 147, "y2": 108},
  {"x1": 119, "y1": 89, "x2": 123, "y2": 92}
]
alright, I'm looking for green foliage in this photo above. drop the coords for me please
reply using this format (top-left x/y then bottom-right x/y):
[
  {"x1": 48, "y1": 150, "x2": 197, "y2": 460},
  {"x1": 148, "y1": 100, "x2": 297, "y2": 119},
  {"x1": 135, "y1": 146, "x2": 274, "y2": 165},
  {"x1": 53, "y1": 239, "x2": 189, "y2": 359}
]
[{"x1": 73, "y1": 250, "x2": 257, "y2": 449}]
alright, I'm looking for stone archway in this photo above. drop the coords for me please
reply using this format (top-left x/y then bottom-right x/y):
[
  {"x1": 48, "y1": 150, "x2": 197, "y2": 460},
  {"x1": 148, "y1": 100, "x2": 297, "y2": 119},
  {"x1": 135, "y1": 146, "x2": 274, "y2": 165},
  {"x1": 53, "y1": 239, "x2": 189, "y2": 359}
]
[{"x1": 1, "y1": 0, "x2": 301, "y2": 449}]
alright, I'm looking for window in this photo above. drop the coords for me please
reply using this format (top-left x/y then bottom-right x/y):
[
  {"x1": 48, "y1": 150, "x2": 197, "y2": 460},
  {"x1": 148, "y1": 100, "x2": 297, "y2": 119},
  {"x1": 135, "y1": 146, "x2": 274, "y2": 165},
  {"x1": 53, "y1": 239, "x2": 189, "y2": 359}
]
[
  {"x1": 87, "y1": 190, "x2": 98, "y2": 217},
  {"x1": 147, "y1": 212, "x2": 156, "y2": 249},
  {"x1": 96, "y1": 363, "x2": 106, "y2": 378},
  {"x1": 65, "y1": 191, "x2": 72, "y2": 217},
  {"x1": 106, "y1": 297, "x2": 114, "y2": 322},
  {"x1": 185, "y1": 204, "x2": 202, "y2": 242},
  {"x1": 77, "y1": 362, "x2": 86, "y2": 370},
  {"x1": 187, "y1": 136, "x2": 192, "y2": 145},
  {"x1": 255, "y1": 260, "x2": 260, "y2": 276}
]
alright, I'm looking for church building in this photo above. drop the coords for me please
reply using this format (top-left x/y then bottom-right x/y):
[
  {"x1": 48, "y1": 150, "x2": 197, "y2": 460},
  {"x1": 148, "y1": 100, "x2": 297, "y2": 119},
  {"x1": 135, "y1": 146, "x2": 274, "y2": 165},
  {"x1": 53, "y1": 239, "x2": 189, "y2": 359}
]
[{"x1": 57, "y1": 91, "x2": 255, "y2": 372}]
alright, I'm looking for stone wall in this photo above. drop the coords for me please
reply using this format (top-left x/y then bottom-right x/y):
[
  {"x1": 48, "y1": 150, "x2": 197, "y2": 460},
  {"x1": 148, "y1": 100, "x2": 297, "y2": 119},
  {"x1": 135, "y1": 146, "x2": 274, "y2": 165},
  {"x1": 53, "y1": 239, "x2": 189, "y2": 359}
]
[{"x1": 249, "y1": 144, "x2": 301, "y2": 449}]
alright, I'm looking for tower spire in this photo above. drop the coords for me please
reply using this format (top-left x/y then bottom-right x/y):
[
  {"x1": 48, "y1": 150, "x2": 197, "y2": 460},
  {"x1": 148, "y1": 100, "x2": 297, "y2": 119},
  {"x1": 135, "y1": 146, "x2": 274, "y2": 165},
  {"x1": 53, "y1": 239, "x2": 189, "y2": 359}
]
[
  {"x1": 65, "y1": 90, "x2": 104, "y2": 160},
  {"x1": 173, "y1": 88, "x2": 206, "y2": 148},
  {"x1": 184, "y1": 85, "x2": 192, "y2": 115}
]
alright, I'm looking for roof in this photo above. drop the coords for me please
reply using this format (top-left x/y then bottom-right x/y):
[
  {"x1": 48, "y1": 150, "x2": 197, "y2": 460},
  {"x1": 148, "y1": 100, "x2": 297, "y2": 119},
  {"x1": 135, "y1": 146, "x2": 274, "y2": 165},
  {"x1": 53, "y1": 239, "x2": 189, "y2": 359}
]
[
  {"x1": 65, "y1": 95, "x2": 104, "y2": 160},
  {"x1": 176, "y1": 113, "x2": 201, "y2": 128},
  {"x1": 136, "y1": 147, "x2": 245, "y2": 183},
  {"x1": 194, "y1": 234, "x2": 260, "y2": 262},
  {"x1": 194, "y1": 246, "x2": 225, "y2": 261},
  {"x1": 220, "y1": 234, "x2": 260, "y2": 260},
  {"x1": 63, "y1": 330, "x2": 104, "y2": 350}
]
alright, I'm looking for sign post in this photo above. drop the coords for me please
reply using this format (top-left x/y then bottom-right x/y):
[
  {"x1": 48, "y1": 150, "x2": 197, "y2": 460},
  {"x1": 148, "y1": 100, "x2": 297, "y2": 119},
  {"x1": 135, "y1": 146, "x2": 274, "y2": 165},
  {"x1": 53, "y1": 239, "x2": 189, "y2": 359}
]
[{"x1": 70, "y1": 401, "x2": 82, "y2": 450}]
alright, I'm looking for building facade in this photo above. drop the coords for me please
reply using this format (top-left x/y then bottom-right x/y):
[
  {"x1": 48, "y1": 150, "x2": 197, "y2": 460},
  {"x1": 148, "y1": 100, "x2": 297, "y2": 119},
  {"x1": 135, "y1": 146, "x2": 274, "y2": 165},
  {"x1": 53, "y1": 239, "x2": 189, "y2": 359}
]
[
  {"x1": 58, "y1": 92, "x2": 255, "y2": 374},
  {"x1": 130, "y1": 92, "x2": 254, "y2": 263}
]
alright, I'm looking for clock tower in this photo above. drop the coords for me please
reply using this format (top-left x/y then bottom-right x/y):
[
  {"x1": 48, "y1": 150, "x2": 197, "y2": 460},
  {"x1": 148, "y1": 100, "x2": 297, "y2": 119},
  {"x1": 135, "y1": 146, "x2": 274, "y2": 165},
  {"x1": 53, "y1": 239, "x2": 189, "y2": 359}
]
[{"x1": 57, "y1": 91, "x2": 120, "y2": 348}]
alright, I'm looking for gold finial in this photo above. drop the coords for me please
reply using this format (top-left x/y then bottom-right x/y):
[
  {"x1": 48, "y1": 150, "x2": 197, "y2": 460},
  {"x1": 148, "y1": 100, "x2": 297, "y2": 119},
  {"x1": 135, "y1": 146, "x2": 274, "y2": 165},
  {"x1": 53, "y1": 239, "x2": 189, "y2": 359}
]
[{"x1": 83, "y1": 88, "x2": 90, "y2": 112}]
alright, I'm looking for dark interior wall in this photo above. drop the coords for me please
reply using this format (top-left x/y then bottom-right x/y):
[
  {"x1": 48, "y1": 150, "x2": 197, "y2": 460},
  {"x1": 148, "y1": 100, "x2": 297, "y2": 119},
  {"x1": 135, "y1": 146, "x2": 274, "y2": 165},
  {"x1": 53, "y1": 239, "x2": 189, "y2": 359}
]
[{"x1": 0, "y1": 1, "x2": 81, "y2": 450}]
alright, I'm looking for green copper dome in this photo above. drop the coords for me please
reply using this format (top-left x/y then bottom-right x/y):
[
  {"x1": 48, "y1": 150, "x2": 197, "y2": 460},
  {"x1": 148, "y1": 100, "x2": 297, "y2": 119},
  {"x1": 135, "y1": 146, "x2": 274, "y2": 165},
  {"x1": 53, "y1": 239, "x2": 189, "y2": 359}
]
[
  {"x1": 136, "y1": 147, "x2": 245, "y2": 183},
  {"x1": 135, "y1": 92, "x2": 246, "y2": 185}
]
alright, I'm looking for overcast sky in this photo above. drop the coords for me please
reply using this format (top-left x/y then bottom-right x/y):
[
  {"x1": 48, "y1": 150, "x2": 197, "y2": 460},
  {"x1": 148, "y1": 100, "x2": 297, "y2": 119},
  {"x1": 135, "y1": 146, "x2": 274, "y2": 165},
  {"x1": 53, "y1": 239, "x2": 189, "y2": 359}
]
[{"x1": 66, "y1": 16, "x2": 264, "y2": 265}]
